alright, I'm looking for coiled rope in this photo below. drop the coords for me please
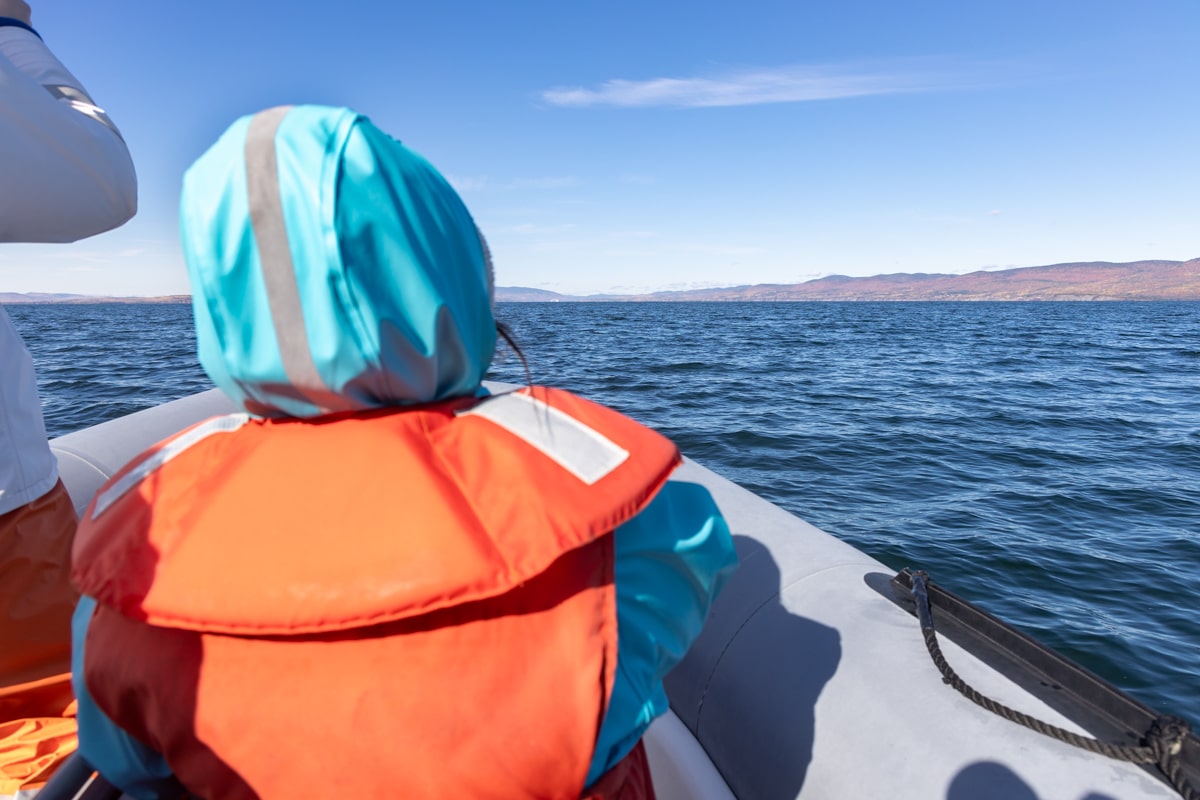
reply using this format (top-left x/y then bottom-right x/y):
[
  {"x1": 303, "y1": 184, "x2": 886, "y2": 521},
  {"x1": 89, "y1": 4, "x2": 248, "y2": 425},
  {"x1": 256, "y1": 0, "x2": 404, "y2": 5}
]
[{"x1": 909, "y1": 571, "x2": 1197, "y2": 800}]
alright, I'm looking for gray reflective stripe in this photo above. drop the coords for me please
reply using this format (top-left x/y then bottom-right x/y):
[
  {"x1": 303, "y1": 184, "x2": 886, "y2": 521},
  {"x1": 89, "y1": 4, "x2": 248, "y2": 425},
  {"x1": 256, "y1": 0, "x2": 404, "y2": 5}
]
[
  {"x1": 11, "y1": 771, "x2": 102, "y2": 800},
  {"x1": 12, "y1": 786, "x2": 55, "y2": 800},
  {"x1": 43, "y1": 83, "x2": 94, "y2": 104},
  {"x1": 244, "y1": 106, "x2": 335, "y2": 410},
  {"x1": 43, "y1": 83, "x2": 125, "y2": 142},
  {"x1": 91, "y1": 414, "x2": 251, "y2": 519},
  {"x1": 458, "y1": 393, "x2": 629, "y2": 485},
  {"x1": 12, "y1": 785, "x2": 60, "y2": 800}
]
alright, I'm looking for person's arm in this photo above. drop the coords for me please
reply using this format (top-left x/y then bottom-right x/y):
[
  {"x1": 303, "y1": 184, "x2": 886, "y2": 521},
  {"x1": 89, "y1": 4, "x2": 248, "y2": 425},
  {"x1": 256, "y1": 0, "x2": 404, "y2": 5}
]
[
  {"x1": 0, "y1": 0, "x2": 137, "y2": 243},
  {"x1": 586, "y1": 480, "x2": 738, "y2": 787}
]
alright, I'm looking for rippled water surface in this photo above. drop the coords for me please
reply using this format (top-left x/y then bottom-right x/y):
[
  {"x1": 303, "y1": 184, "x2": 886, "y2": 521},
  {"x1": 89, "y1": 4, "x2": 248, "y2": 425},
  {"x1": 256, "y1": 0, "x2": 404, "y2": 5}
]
[{"x1": 10, "y1": 300, "x2": 1200, "y2": 723}]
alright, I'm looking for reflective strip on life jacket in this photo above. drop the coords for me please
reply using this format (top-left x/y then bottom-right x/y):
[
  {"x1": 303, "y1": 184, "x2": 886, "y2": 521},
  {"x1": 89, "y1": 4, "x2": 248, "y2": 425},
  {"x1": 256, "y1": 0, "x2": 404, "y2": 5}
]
[
  {"x1": 91, "y1": 413, "x2": 250, "y2": 519},
  {"x1": 458, "y1": 390, "x2": 629, "y2": 485}
]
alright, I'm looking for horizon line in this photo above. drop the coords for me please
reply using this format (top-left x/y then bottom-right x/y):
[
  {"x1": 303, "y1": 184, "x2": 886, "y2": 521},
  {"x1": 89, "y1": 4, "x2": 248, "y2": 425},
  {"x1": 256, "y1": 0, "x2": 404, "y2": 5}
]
[{"x1": 3, "y1": 257, "x2": 1194, "y2": 301}]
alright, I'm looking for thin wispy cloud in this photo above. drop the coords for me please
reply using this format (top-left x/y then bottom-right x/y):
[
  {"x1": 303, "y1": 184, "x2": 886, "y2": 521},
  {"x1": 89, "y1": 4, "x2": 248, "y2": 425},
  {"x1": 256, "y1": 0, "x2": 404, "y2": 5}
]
[
  {"x1": 911, "y1": 211, "x2": 975, "y2": 225},
  {"x1": 497, "y1": 223, "x2": 579, "y2": 235},
  {"x1": 607, "y1": 279, "x2": 731, "y2": 293},
  {"x1": 447, "y1": 175, "x2": 577, "y2": 191},
  {"x1": 543, "y1": 61, "x2": 982, "y2": 109},
  {"x1": 447, "y1": 175, "x2": 489, "y2": 193},
  {"x1": 510, "y1": 176, "x2": 578, "y2": 189},
  {"x1": 672, "y1": 242, "x2": 767, "y2": 256}
]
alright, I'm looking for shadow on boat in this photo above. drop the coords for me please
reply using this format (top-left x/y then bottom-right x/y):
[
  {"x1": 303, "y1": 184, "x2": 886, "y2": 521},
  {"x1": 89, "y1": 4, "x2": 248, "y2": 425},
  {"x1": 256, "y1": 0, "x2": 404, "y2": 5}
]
[
  {"x1": 665, "y1": 534, "x2": 842, "y2": 799},
  {"x1": 947, "y1": 760, "x2": 1116, "y2": 800}
]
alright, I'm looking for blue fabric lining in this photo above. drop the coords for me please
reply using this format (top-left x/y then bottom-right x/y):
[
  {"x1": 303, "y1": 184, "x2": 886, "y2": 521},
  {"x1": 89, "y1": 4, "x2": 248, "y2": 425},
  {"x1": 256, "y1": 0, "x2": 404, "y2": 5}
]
[{"x1": 0, "y1": 17, "x2": 40, "y2": 38}]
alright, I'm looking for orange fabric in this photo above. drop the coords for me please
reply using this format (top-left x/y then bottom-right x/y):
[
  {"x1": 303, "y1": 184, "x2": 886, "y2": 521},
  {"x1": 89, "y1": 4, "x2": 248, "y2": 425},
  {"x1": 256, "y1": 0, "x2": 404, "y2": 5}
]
[
  {"x1": 73, "y1": 386, "x2": 680, "y2": 634},
  {"x1": 0, "y1": 696, "x2": 77, "y2": 796},
  {"x1": 0, "y1": 480, "x2": 78, "y2": 687},
  {"x1": 0, "y1": 481, "x2": 80, "y2": 795},
  {"x1": 87, "y1": 538, "x2": 617, "y2": 799},
  {"x1": 75, "y1": 387, "x2": 678, "y2": 799}
]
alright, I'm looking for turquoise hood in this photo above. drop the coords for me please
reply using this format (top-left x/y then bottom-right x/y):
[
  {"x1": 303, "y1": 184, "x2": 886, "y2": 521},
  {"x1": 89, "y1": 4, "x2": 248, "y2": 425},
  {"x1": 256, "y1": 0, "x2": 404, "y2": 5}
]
[{"x1": 180, "y1": 105, "x2": 496, "y2": 418}]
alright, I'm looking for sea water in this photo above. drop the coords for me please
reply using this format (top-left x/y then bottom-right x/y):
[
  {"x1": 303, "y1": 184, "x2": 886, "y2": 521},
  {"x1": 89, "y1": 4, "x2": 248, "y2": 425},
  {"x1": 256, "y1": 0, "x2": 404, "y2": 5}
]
[{"x1": 9, "y1": 300, "x2": 1200, "y2": 724}]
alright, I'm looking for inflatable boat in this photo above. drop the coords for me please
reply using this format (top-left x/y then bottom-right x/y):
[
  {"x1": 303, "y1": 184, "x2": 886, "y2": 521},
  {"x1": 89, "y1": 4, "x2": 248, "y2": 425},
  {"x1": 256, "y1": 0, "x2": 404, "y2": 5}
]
[{"x1": 40, "y1": 386, "x2": 1199, "y2": 799}]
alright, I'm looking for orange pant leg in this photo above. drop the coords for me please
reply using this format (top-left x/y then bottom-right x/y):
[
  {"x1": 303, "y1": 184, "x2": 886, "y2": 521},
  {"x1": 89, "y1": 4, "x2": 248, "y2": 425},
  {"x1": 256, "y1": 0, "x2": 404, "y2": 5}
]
[
  {"x1": 583, "y1": 740, "x2": 657, "y2": 800},
  {"x1": 0, "y1": 480, "x2": 80, "y2": 796}
]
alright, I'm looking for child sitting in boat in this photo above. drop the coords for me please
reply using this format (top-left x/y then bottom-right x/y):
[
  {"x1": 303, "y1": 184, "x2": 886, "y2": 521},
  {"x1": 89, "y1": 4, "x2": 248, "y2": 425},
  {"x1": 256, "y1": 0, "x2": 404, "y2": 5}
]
[{"x1": 68, "y1": 105, "x2": 738, "y2": 799}]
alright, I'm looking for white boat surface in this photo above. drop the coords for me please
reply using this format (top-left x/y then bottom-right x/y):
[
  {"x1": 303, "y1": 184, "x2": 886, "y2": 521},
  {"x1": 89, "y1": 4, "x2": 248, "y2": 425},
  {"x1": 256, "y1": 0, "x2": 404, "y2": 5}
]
[{"x1": 46, "y1": 385, "x2": 1198, "y2": 800}]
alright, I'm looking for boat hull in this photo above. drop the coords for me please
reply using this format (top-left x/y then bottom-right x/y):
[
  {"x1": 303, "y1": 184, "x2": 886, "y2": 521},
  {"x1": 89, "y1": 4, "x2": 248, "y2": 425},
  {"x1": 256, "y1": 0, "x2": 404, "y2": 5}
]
[{"x1": 49, "y1": 386, "x2": 1191, "y2": 799}]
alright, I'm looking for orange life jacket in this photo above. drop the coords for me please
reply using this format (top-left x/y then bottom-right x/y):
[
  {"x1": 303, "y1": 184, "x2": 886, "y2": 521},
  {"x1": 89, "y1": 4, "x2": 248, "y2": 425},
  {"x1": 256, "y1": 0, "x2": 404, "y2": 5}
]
[{"x1": 73, "y1": 387, "x2": 679, "y2": 799}]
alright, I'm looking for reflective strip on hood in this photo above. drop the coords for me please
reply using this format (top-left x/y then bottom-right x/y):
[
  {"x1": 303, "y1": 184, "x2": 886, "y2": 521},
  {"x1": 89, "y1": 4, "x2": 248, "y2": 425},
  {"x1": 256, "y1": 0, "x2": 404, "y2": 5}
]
[{"x1": 244, "y1": 106, "x2": 338, "y2": 413}]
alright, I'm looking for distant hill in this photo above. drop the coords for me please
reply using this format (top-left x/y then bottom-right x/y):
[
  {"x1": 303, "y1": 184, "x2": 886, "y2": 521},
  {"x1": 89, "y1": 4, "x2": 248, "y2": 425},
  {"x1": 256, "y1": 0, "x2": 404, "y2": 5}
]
[
  {"x1": 6, "y1": 260, "x2": 1199, "y2": 305},
  {"x1": 496, "y1": 259, "x2": 1200, "y2": 302},
  {"x1": 490, "y1": 286, "x2": 573, "y2": 302},
  {"x1": 0, "y1": 293, "x2": 191, "y2": 304}
]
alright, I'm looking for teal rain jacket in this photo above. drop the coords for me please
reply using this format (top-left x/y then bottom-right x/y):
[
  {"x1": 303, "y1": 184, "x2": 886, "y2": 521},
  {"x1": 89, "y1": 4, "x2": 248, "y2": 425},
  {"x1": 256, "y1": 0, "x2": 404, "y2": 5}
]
[
  {"x1": 73, "y1": 105, "x2": 737, "y2": 797},
  {"x1": 182, "y1": 104, "x2": 496, "y2": 417}
]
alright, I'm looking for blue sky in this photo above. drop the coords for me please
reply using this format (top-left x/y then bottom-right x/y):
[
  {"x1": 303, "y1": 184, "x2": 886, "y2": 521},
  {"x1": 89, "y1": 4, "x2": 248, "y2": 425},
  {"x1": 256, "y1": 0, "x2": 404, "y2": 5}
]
[{"x1": 4, "y1": 0, "x2": 1197, "y2": 296}]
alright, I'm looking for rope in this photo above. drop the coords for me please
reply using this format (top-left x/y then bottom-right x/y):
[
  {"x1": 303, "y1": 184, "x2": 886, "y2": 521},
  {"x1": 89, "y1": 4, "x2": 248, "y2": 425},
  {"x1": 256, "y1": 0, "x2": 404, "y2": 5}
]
[{"x1": 909, "y1": 571, "x2": 1197, "y2": 800}]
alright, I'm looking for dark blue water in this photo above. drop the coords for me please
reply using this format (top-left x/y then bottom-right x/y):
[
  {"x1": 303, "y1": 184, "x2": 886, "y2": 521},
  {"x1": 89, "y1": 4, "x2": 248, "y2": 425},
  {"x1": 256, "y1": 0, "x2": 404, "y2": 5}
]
[
  {"x1": 9, "y1": 301, "x2": 1200, "y2": 725},
  {"x1": 8, "y1": 303, "x2": 213, "y2": 436}
]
